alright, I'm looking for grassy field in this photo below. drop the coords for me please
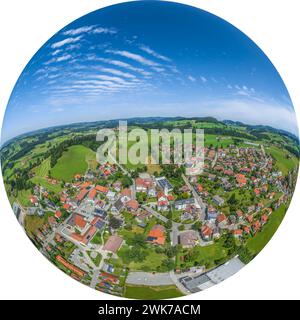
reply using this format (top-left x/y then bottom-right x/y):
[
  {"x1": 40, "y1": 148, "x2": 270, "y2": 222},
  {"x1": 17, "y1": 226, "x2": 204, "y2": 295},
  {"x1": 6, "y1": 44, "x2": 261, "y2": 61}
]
[
  {"x1": 246, "y1": 205, "x2": 287, "y2": 255},
  {"x1": 124, "y1": 285, "x2": 183, "y2": 299},
  {"x1": 51, "y1": 145, "x2": 95, "y2": 182},
  {"x1": 10, "y1": 189, "x2": 32, "y2": 207},
  {"x1": 176, "y1": 241, "x2": 228, "y2": 269},
  {"x1": 30, "y1": 158, "x2": 62, "y2": 193},
  {"x1": 267, "y1": 146, "x2": 298, "y2": 176},
  {"x1": 90, "y1": 231, "x2": 103, "y2": 245}
]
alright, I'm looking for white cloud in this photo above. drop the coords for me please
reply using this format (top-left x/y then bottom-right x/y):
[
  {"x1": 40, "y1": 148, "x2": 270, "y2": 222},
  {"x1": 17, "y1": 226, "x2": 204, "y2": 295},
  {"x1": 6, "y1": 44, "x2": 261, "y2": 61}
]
[
  {"x1": 51, "y1": 36, "x2": 82, "y2": 49},
  {"x1": 97, "y1": 67, "x2": 136, "y2": 79},
  {"x1": 63, "y1": 26, "x2": 94, "y2": 36},
  {"x1": 93, "y1": 27, "x2": 117, "y2": 34},
  {"x1": 90, "y1": 56, "x2": 152, "y2": 76},
  {"x1": 200, "y1": 76, "x2": 207, "y2": 83},
  {"x1": 52, "y1": 49, "x2": 62, "y2": 56},
  {"x1": 56, "y1": 54, "x2": 72, "y2": 62},
  {"x1": 188, "y1": 75, "x2": 196, "y2": 82},
  {"x1": 106, "y1": 50, "x2": 160, "y2": 67},
  {"x1": 139, "y1": 45, "x2": 171, "y2": 62}
]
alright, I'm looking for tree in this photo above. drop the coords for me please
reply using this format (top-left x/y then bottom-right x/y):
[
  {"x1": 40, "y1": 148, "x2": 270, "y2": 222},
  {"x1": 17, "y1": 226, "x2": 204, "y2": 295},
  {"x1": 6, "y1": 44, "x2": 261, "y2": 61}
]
[
  {"x1": 126, "y1": 233, "x2": 147, "y2": 249},
  {"x1": 178, "y1": 224, "x2": 185, "y2": 231},
  {"x1": 228, "y1": 193, "x2": 237, "y2": 205},
  {"x1": 238, "y1": 246, "x2": 254, "y2": 264},
  {"x1": 109, "y1": 217, "x2": 122, "y2": 229},
  {"x1": 121, "y1": 175, "x2": 133, "y2": 188},
  {"x1": 224, "y1": 233, "x2": 236, "y2": 249},
  {"x1": 136, "y1": 192, "x2": 147, "y2": 204},
  {"x1": 162, "y1": 258, "x2": 175, "y2": 271}
]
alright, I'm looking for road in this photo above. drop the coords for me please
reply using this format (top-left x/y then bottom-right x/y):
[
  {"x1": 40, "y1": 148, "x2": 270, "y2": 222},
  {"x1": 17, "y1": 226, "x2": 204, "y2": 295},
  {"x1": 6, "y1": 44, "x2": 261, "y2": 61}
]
[
  {"x1": 211, "y1": 151, "x2": 218, "y2": 168},
  {"x1": 126, "y1": 271, "x2": 174, "y2": 286},
  {"x1": 169, "y1": 270, "x2": 190, "y2": 295},
  {"x1": 142, "y1": 205, "x2": 168, "y2": 223},
  {"x1": 181, "y1": 174, "x2": 206, "y2": 221}
]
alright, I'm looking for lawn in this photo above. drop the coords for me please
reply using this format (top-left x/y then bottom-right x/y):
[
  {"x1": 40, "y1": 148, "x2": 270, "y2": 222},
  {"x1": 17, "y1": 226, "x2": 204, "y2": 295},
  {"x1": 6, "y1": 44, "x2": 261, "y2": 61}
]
[
  {"x1": 176, "y1": 241, "x2": 228, "y2": 269},
  {"x1": 10, "y1": 189, "x2": 31, "y2": 207},
  {"x1": 90, "y1": 231, "x2": 103, "y2": 245},
  {"x1": 51, "y1": 145, "x2": 95, "y2": 182},
  {"x1": 87, "y1": 251, "x2": 102, "y2": 267},
  {"x1": 246, "y1": 204, "x2": 287, "y2": 255},
  {"x1": 124, "y1": 285, "x2": 183, "y2": 300}
]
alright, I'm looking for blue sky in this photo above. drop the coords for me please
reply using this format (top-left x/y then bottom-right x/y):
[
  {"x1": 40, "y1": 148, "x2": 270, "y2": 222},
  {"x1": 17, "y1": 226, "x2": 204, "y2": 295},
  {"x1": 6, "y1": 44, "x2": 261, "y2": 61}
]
[{"x1": 1, "y1": 0, "x2": 298, "y2": 143}]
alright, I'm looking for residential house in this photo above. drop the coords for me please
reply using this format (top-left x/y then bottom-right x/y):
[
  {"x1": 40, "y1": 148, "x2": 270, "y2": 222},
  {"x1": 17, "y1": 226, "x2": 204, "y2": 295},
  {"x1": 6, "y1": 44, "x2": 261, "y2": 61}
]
[{"x1": 147, "y1": 225, "x2": 166, "y2": 245}]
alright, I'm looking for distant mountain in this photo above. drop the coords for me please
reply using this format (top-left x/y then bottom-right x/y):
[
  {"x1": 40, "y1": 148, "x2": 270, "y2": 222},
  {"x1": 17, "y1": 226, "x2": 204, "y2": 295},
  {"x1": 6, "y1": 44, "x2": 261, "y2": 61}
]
[{"x1": 223, "y1": 119, "x2": 299, "y2": 143}]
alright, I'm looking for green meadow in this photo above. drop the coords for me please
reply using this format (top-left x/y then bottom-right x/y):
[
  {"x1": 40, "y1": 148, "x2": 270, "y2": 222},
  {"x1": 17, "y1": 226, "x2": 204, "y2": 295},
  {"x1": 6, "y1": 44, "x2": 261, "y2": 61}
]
[{"x1": 51, "y1": 145, "x2": 95, "y2": 182}]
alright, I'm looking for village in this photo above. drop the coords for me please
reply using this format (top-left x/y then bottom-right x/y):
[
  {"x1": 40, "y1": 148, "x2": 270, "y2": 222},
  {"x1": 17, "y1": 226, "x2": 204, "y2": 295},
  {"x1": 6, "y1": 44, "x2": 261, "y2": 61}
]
[{"x1": 12, "y1": 141, "x2": 296, "y2": 297}]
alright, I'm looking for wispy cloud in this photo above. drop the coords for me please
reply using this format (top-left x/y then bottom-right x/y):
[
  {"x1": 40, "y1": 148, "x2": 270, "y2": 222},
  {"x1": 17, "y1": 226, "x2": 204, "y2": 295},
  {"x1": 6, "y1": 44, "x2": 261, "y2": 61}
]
[
  {"x1": 56, "y1": 54, "x2": 72, "y2": 62},
  {"x1": 188, "y1": 75, "x2": 196, "y2": 82},
  {"x1": 63, "y1": 26, "x2": 94, "y2": 36},
  {"x1": 96, "y1": 67, "x2": 136, "y2": 79},
  {"x1": 63, "y1": 25, "x2": 117, "y2": 36},
  {"x1": 52, "y1": 49, "x2": 62, "y2": 56},
  {"x1": 139, "y1": 45, "x2": 171, "y2": 62},
  {"x1": 106, "y1": 50, "x2": 160, "y2": 67},
  {"x1": 93, "y1": 27, "x2": 117, "y2": 34},
  {"x1": 88, "y1": 56, "x2": 152, "y2": 76},
  {"x1": 200, "y1": 76, "x2": 207, "y2": 83},
  {"x1": 51, "y1": 36, "x2": 82, "y2": 49}
]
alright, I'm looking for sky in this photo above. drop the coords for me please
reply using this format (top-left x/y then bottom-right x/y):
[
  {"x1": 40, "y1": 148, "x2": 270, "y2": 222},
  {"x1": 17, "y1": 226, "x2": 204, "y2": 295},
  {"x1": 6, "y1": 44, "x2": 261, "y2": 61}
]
[{"x1": 1, "y1": 0, "x2": 298, "y2": 143}]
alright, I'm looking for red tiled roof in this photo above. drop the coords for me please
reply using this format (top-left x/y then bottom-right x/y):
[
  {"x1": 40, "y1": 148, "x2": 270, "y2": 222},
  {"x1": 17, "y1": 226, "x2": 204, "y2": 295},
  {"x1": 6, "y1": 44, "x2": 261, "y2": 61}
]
[
  {"x1": 76, "y1": 188, "x2": 88, "y2": 202},
  {"x1": 88, "y1": 188, "x2": 97, "y2": 200},
  {"x1": 201, "y1": 225, "x2": 213, "y2": 237},
  {"x1": 217, "y1": 213, "x2": 226, "y2": 223},
  {"x1": 63, "y1": 203, "x2": 71, "y2": 210},
  {"x1": 95, "y1": 185, "x2": 109, "y2": 193},
  {"x1": 74, "y1": 214, "x2": 86, "y2": 229},
  {"x1": 126, "y1": 199, "x2": 139, "y2": 210},
  {"x1": 80, "y1": 182, "x2": 92, "y2": 189},
  {"x1": 55, "y1": 211, "x2": 62, "y2": 219},
  {"x1": 56, "y1": 255, "x2": 85, "y2": 277},
  {"x1": 121, "y1": 188, "x2": 132, "y2": 197}
]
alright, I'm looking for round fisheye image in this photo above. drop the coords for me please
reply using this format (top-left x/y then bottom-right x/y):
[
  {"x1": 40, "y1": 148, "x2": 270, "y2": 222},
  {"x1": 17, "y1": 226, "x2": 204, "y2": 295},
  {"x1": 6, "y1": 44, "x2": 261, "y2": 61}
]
[{"x1": 0, "y1": 1, "x2": 299, "y2": 299}]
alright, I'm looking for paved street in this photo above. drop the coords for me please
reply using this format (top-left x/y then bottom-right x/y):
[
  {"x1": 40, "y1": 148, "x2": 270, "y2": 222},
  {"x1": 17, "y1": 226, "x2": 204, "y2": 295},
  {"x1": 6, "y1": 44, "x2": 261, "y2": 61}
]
[
  {"x1": 142, "y1": 205, "x2": 168, "y2": 223},
  {"x1": 182, "y1": 174, "x2": 206, "y2": 221},
  {"x1": 126, "y1": 271, "x2": 174, "y2": 286}
]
